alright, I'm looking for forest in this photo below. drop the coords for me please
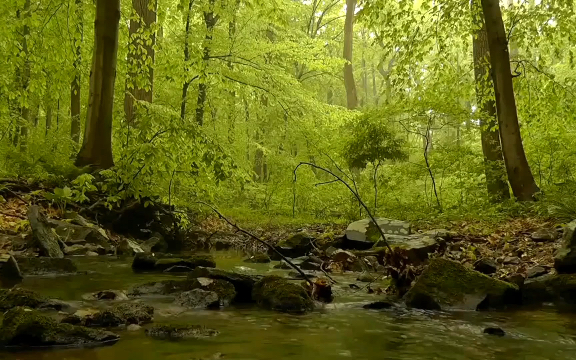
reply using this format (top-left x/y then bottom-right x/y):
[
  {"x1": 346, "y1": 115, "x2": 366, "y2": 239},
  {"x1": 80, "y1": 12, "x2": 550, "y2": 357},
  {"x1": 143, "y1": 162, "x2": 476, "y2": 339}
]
[{"x1": 0, "y1": 0, "x2": 576, "y2": 358}]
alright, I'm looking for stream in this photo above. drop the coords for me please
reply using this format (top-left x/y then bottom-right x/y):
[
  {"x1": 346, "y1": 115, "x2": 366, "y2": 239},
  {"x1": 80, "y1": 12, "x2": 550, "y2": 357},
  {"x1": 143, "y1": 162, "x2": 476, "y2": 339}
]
[{"x1": 2, "y1": 252, "x2": 576, "y2": 360}]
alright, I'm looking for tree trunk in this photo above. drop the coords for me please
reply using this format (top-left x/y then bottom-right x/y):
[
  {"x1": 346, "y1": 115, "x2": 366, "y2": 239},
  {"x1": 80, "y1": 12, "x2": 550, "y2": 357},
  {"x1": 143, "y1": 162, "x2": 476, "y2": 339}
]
[
  {"x1": 481, "y1": 0, "x2": 539, "y2": 201},
  {"x1": 71, "y1": 0, "x2": 83, "y2": 144},
  {"x1": 343, "y1": 0, "x2": 358, "y2": 110},
  {"x1": 180, "y1": 0, "x2": 194, "y2": 122},
  {"x1": 16, "y1": 0, "x2": 31, "y2": 152},
  {"x1": 124, "y1": 0, "x2": 157, "y2": 124},
  {"x1": 75, "y1": 0, "x2": 121, "y2": 169},
  {"x1": 472, "y1": 1, "x2": 510, "y2": 202},
  {"x1": 195, "y1": 3, "x2": 218, "y2": 126}
]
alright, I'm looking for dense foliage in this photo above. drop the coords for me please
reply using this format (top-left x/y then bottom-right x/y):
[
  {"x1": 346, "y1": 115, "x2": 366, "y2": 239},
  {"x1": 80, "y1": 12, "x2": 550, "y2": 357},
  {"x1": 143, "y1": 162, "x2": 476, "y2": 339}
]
[{"x1": 1, "y1": 0, "x2": 575, "y2": 225}]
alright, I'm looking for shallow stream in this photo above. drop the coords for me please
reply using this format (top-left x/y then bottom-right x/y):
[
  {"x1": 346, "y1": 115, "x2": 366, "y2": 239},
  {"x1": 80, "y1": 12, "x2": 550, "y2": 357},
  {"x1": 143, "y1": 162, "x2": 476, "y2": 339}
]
[{"x1": 2, "y1": 252, "x2": 576, "y2": 360}]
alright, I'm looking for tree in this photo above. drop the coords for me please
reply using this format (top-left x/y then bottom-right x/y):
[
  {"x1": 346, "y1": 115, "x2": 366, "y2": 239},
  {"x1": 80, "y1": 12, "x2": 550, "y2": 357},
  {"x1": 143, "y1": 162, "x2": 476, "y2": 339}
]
[
  {"x1": 481, "y1": 0, "x2": 539, "y2": 201},
  {"x1": 343, "y1": 0, "x2": 358, "y2": 110},
  {"x1": 70, "y1": 0, "x2": 83, "y2": 144},
  {"x1": 195, "y1": 0, "x2": 218, "y2": 126},
  {"x1": 124, "y1": 0, "x2": 157, "y2": 125},
  {"x1": 15, "y1": 0, "x2": 31, "y2": 151},
  {"x1": 180, "y1": 0, "x2": 195, "y2": 122},
  {"x1": 472, "y1": 0, "x2": 510, "y2": 201},
  {"x1": 75, "y1": 0, "x2": 121, "y2": 169}
]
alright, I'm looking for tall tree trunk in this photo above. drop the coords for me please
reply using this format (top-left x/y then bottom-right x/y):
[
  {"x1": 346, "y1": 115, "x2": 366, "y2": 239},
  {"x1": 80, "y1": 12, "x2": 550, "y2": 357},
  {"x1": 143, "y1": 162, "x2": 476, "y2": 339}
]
[
  {"x1": 361, "y1": 31, "x2": 368, "y2": 106},
  {"x1": 481, "y1": 0, "x2": 539, "y2": 201},
  {"x1": 75, "y1": 0, "x2": 121, "y2": 169},
  {"x1": 195, "y1": 1, "x2": 218, "y2": 126},
  {"x1": 343, "y1": 0, "x2": 358, "y2": 110},
  {"x1": 180, "y1": 0, "x2": 194, "y2": 122},
  {"x1": 124, "y1": 0, "x2": 157, "y2": 125},
  {"x1": 16, "y1": 0, "x2": 31, "y2": 152},
  {"x1": 71, "y1": 0, "x2": 83, "y2": 145},
  {"x1": 472, "y1": 1, "x2": 510, "y2": 201},
  {"x1": 371, "y1": 64, "x2": 378, "y2": 105}
]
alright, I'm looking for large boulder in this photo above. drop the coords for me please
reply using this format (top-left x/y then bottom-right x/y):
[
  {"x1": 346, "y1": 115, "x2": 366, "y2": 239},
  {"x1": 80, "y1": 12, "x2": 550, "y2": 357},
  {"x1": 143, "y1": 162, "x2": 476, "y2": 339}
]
[
  {"x1": 140, "y1": 233, "x2": 168, "y2": 253},
  {"x1": 175, "y1": 289, "x2": 220, "y2": 309},
  {"x1": 14, "y1": 256, "x2": 77, "y2": 275},
  {"x1": 188, "y1": 278, "x2": 236, "y2": 305},
  {"x1": 116, "y1": 238, "x2": 145, "y2": 256},
  {"x1": 71, "y1": 302, "x2": 154, "y2": 328},
  {"x1": 554, "y1": 221, "x2": 576, "y2": 273},
  {"x1": 252, "y1": 276, "x2": 314, "y2": 314},
  {"x1": 131, "y1": 253, "x2": 215, "y2": 273},
  {"x1": 145, "y1": 324, "x2": 218, "y2": 340},
  {"x1": 344, "y1": 218, "x2": 412, "y2": 250},
  {"x1": 28, "y1": 206, "x2": 64, "y2": 258},
  {"x1": 270, "y1": 232, "x2": 315, "y2": 260},
  {"x1": 46, "y1": 218, "x2": 113, "y2": 253},
  {"x1": 404, "y1": 259, "x2": 519, "y2": 311},
  {"x1": 0, "y1": 307, "x2": 119, "y2": 348},
  {"x1": 522, "y1": 274, "x2": 576, "y2": 306},
  {"x1": 188, "y1": 267, "x2": 259, "y2": 302}
]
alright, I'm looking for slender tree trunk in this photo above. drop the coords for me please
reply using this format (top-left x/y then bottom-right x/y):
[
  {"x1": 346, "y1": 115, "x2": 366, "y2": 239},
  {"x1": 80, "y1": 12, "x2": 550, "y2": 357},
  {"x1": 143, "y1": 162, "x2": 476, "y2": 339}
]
[
  {"x1": 472, "y1": 1, "x2": 510, "y2": 201},
  {"x1": 16, "y1": 0, "x2": 31, "y2": 152},
  {"x1": 343, "y1": 0, "x2": 358, "y2": 110},
  {"x1": 75, "y1": 0, "x2": 121, "y2": 169},
  {"x1": 180, "y1": 0, "x2": 194, "y2": 122},
  {"x1": 71, "y1": 0, "x2": 83, "y2": 144},
  {"x1": 372, "y1": 64, "x2": 378, "y2": 105},
  {"x1": 361, "y1": 31, "x2": 368, "y2": 106},
  {"x1": 195, "y1": 2, "x2": 218, "y2": 126},
  {"x1": 481, "y1": 0, "x2": 539, "y2": 201},
  {"x1": 124, "y1": 0, "x2": 157, "y2": 125}
]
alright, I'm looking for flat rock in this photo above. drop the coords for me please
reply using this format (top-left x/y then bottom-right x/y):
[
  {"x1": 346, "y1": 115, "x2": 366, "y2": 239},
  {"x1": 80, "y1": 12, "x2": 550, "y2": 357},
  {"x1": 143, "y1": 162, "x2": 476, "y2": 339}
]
[
  {"x1": 145, "y1": 324, "x2": 218, "y2": 340},
  {"x1": 344, "y1": 218, "x2": 411, "y2": 250},
  {"x1": 140, "y1": 233, "x2": 168, "y2": 253},
  {"x1": 132, "y1": 253, "x2": 215, "y2": 273},
  {"x1": 14, "y1": 256, "x2": 77, "y2": 275},
  {"x1": 374, "y1": 234, "x2": 443, "y2": 264},
  {"x1": 527, "y1": 266, "x2": 548, "y2": 279},
  {"x1": 554, "y1": 221, "x2": 576, "y2": 273},
  {"x1": 404, "y1": 258, "x2": 519, "y2": 311},
  {"x1": 357, "y1": 273, "x2": 376, "y2": 282},
  {"x1": 291, "y1": 256, "x2": 322, "y2": 271},
  {"x1": 503, "y1": 256, "x2": 521, "y2": 265},
  {"x1": 175, "y1": 289, "x2": 220, "y2": 309}
]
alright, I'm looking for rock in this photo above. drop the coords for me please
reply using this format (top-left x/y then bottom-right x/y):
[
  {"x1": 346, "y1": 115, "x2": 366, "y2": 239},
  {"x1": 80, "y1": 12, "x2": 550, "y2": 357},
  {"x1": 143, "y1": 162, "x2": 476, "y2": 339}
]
[
  {"x1": 252, "y1": 276, "x2": 314, "y2": 314},
  {"x1": 84, "y1": 302, "x2": 154, "y2": 327},
  {"x1": 164, "y1": 266, "x2": 194, "y2": 273},
  {"x1": 0, "y1": 254, "x2": 22, "y2": 286},
  {"x1": 14, "y1": 256, "x2": 77, "y2": 275},
  {"x1": 375, "y1": 234, "x2": 443, "y2": 264},
  {"x1": 531, "y1": 228, "x2": 557, "y2": 242},
  {"x1": 522, "y1": 274, "x2": 576, "y2": 306},
  {"x1": 127, "y1": 324, "x2": 141, "y2": 331},
  {"x1": 554, "y1": 221, "x2": 576, "y2": 273},
  {"x1": 357, "y1": 273, "x2": 376, "y2": 282},
  {"x1": 132, "y1": 253, "x2": 158, "y2": 272},
  {"x1": 140, "y1": 233, "x2": 168, "y2": 253},
  {"x1": 175, "y1": 289, "x2": 220, "y2": 309},
  {"x1": 292, "y1": 256, "x2": 322, "y2": 271},
  {"x1": 474, "y1": 258, "x2": 498, "y2": 275},
  {"x1": 145, "y1": 324, "x2": 218, "y2": 340},
  {"x1": 270, "y1": 232, "x2": 315, "y2": 260},
  {"x1": 86, "y1": 251, "x2": 99, "y2": 257},
  {"x1": 287, "y1": 270, "x2": 317, "y2": 280},
  {"x1": 28, "y1": 206, "x2": 64, "y2": 258},
  {"x1": 243, "y1": 254, "x2": 271, "y2": 263},
  {"x1": 363, "y1": 301, "x2": 393, "y2": 310},
  {"x1": 188, "y1": 267, "x2": 259, "y2": 303},
  {"x1": 325, "y1": 246, "x2": 339, "y2": 257},
  {"x1": 132, "y1": 253, "x2": 216, "y2": 273},
  {"x1": 344, "y1": 218, "x2": 412, "y2": 250},
  {"x1": 189, "y1": 278, "x2": 236, "y2": 306},
  {"x1": 484, "y1": 327, "x2": 505, "y2": 337},
  {"x1": 424, "y1": 229, "x2": 451, "y2": 240},
  {"x1": 505, "y1": 274, "x2": 526, "y2": 287},
  {"x1": 0, "y1": 307, "x2": 119, "y2": 348},
  {"x1": 331, "y1": 250, "x2": 356, "y2": 263},
  {"x1": 84, "y1": 290, "x2": 129, "y2": 301},
  {"x1": 116, "y1": 238, "x2": 144, "y2": 256},
  {"x1": 129, "y1": 280, "x2": 192, "y2": 296},
  {"x1": 46, "y1": 218, "x2": 112, "y2": 253},
  {"x1": 65, "y1": 244, "x2": 90, "y2": 256},
  {"x1": 273, "y1": 261, "x2": 292, "y2": 270},
  {"x1": 527, "y1": 266, "x2": 548, "y2": 279},
  {"x1": 503, "y1": 256, "x2": 521, "y2": 265},
  {"x1": 0, "y1": 288, "x2": 67, "y2": 311},
  {"x1": 404, "y1": 259, "x2": 519, "y2": 311}
]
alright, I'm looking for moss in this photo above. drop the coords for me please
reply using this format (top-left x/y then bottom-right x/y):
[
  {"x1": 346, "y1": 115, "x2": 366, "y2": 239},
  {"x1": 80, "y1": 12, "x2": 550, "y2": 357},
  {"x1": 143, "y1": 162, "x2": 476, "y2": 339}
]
[
  {"x1": 85, "y1": 302, "x2": 154, "y2": 327},
  {"x1": 190, "y1": 278, "x2": 236, "y2": 304},
  {"x1": 404, "y1": 259, "x2": 518, "y2": 310},
  {"x1": 0, "y1": 288, "x2": 47, "y2": 310},
  {"x1": 14, "y1": 257, "x2": 77, "y2": 275},
  {"x1": 278, "y1": 232, "x2": 314, "y2": 248},
  {"x1": 145, "y1": 324, "x2": 218, "y2": 340},
  {"x1": 188, "y1": 267, "x2": 257, "y2": 302},
  {"x1": 243, "y1": 254, "x2": 271, "y2": 263},
  {"x1": 252, "y1": 276, "x2": 314, "y2": 314}
]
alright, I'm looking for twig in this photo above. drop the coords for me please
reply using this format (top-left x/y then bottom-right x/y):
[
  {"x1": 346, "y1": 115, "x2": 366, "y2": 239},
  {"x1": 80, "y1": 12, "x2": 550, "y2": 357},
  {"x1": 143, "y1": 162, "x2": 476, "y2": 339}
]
[
  {"x1": 0, "y1": 211, "x2": 25, "y2": 219},
  {"x1": 197, "y1": 202, "x2": 314, "y2": 286},
  {"x1": 7, "y1": 190, "x2": 29, "y2": 206}
]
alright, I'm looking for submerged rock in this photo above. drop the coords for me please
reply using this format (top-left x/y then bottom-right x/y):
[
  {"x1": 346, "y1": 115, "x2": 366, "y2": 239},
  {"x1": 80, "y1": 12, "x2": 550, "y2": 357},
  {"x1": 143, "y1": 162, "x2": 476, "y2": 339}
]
[
  {"x1": 145, "y1": 324, "x2": 218, "y2": 340},
  {"x1": 175, "y1": 289, "x2": 220, "y2": 309},
  {"x1": 28, "y1": 206, "x2": 64, "y2": 258},
  {"x1": 522, "y1": 274, "x2": 576, "y2": 306},
  {"x1": 292, "y1": 256, "x2": 322, "y2": 271},
  {"x1": 404, "y1": 259, "x2": 519, "y2": 311},
  {"x1": 243, "y1": 254, "x2": 271, "y2": 263},
  {"x1": 270, "y1": 232, "x2": 315, "y2": 260},
  {"x1": 357, "y1": 273, "x2": 376, "y2": 283},
  {"x1": 252, "y1": 276, "x2": 314, "y2": 314},
  {"x1": 484, "y1": 327, "x2": 505, "y2": 337},
  {"x1": 14, "y1": 256, "x2": 77, "y2": 275},
  {"x1": 0, "y1": 307, "x2": 119, "y2": 348},
  {"x1": 189, "y1": 267, "x2": 258, "y2": 302},
  {"x1": 363, "y1": 301, "x2": 393, "y2": 310},
  {"x1": 344, "y1": 218, "x2": 412, "y2": 250},
  {"x1": 554, "y1": 221, "x2": 576, "y2": 273}
]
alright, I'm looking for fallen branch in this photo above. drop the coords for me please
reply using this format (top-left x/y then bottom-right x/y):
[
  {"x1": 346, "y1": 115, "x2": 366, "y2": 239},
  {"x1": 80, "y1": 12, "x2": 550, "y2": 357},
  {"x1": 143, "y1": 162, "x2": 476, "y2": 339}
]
[
  {"x1": 198, "y1": 202, "x2": 314, "y2": 286},
  {"x1": 0, "y1": 211, "x2": 26, "y2": 219}
]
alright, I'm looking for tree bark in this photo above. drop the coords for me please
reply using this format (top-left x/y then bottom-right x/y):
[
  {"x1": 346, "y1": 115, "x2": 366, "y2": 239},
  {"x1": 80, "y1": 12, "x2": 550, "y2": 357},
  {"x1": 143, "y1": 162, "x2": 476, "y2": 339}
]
[
  {"x1": 472, "y1": 1, "x2": 510, "y2": 202},
  {"x1": 124, "y1": 0, "x2": 157, "y2": 124},
  {"x1": 16, "y1": 0, "x2": 31, "y2": 152},
  {"x1": 343, "y1": 0, "x2": 358, "y2": 110},
  {"x1": 481, "y1": 0, "x2": 539, "y2": 201},
  {"x1": 180, "y1": 0, "x2": 194, "y2": 122},
  {"x1": 70, "y1": 0, "x2": 82, "y2": 144},
  {"x1": 75, "y1": 0, "x2": 121, "y2": 169},
  {"x1": 195, "y1": 2, "x2": 218, "y2": 126}
]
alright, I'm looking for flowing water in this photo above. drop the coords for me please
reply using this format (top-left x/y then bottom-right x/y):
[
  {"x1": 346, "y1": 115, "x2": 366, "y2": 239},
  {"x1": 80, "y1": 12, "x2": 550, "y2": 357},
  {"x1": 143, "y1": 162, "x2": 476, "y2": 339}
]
[{"x1": 2, "y1": 252, "x2": 576, "y2": 360}]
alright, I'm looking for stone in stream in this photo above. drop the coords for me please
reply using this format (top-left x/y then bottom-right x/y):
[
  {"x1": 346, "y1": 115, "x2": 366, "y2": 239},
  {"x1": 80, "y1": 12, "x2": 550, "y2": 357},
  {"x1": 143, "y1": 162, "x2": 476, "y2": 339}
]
[
  {"x1": 252, "y1": 276, "x2": 314, "y2": 314},
  {"x1": 357, "y1": 273, "x2": 376, "y2": 283},
  {"x1": 273, "y1": 261, "x2": 292, "y2": 270},
  {"x1": 0, "y1": 307, "x2": 119, "y2": 348},
  {"x1": 403, "y1": 259, "x2": 519, "y2": 311},
  {"x1": 188, "y1": 267, "x2": 259, "y2": 303},
  {"x1": 483, "y1": 327, "x2": 506, "y2": 337},
  {"x1": 79, "y1": 302, "x2": 154, "y2": 328},
  {"x1": 46, "y1": 218, "x2": 113, "y2": 254},
  {"x1": 175, "y1": 289, "x2": 220, "y2": 309},
  {"x1": 0, "y1": 254, "x2": 23, "y2": 286},
  {"x1": 243, "y1": 254, "x2": 271, "y2": 263},
  {"x1": 554, "y1": 220, "x2": 576, "y2": 273},
  {"x1": 129, "y1": 277, "x2": 236, "y2": 305},
  {"x1": 27, "y1": 206, "x2": 64, "y2": 258},
  {"x1": 145, "y1": 324, "x2": 218, "y2": 340},
  {"x1": 522, "y1": 273, "x2": 576, "y2": 306},
  {"x1": 363, "y1": 301, "x2": 393, "y2": 310},
  {"x1": 291, "y1": 256, "x2": 322, "y2": 271},
  {"x1": 140, "y1": 233, "x2": 168, "y2": 253},
  {"x1": 131, "y1": 253, "x2": 216, "y2": 272},
  {"x1": 343, "y1": 218, "x2": 412, "y2": 250},
  {"x1": 83, "y1": 290, "x2": 129, "y2": 301},
  {"x1": 0, "y1": 288, "x2": 69, "y2": 311},
  {"x1": 14, "y1": 256, "x2": 77, "y2": 275},
  {"x1": 474, "y1": 258, "x2": 498, "y2": 275},
  {"x1": 116, "y1": 238, "x2": 145, "y2": 256},
  {"x1": 269, "y1": 232, "x2": 315, "y2": 260}
]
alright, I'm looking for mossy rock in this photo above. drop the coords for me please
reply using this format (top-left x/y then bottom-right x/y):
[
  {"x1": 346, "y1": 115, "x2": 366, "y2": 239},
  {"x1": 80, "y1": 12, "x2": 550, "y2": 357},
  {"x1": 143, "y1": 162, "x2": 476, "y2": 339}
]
[
  {"x1": 14, "y1": 257, "x2": 77, "y2": 275},
  {"x1": 154, "y1": 255, "x2": 216, "y2": 271},
  {"x1": 522, "y1": 274, "x2": 576, "y2": 306},
  {"x1": 128, "y1": 280, "x2": 193, "y2": 296},
  {"x1": 243, "y1": 254, "x2": 271, "y2": 264},
  {"x1": 252, "y1": 276, "x2": 314, "y2": 314},
  {"x1": 404, "y1": 259, "x2": 519, "y2": 311},
  {"x1": 84, "y1": 302, "x2": 154, "y2": 327},
  {"x1": 190, "y1": 278, "x2": 236, "y2": 305},
  {"x1": 145, "y1": 324, "x2": 218, "y2": 340},
  {"x1": 188, "y1": 267, "x2": 259, "y2": 303},
  {"x1": 0, "y1": 307, "x2": 119, "y2": 348},
  {"x1": 270, "y1": 232, "x2": 315, "y2": 260},
  {"x1": 0, "y1": 288, "x2": 67, "y2": 311}
]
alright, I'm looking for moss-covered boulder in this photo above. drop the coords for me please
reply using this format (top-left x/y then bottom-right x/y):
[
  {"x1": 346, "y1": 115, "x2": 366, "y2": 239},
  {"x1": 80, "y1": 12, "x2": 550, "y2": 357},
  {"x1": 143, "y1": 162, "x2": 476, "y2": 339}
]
[
  {"x1": 128, "y1": 280, "x2": 192, "y2": 296},
  {"x1": 270, "y1": 232, "x2": 315, "y2": 260},
  {"x1": 14, "y1": 256, "x2": 77, "y2": 275},
  {"x1": 189, "y1": 277, "x2": 236, "y2": 305},
  {"x1": 404, "y1": 259, "x2": 519, "y2": 311},
  {"x1": 522, "y1": 274, "x2": 576, "y2": 306},
  {"x1": 244, "y1": 254, "x2": 271, "y2": 263},
  {"x1": 189, "y1": 267, "x2": 259, "y2": 302},
  {"x1": 0, "y1": 288, "x2": 68, "y2": 311},
  {"x1": 145, "y1": 324, "x2": 218, "y2": 340},
  {"x1": 252, "y1": 276, "x2": 314, "y2": 314},
  {"x1": 0, "y1": 307, "x2": 119, "y2": 348},
  {"x1": 175, "y1": 289, "x2": 220, "y2": 309},
  {"x1": 132, "y1": 253, "x2": 216, "y2": 273},
  {"x1": 80, "y1": 302, "x2": 154, "y2": 328}
]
